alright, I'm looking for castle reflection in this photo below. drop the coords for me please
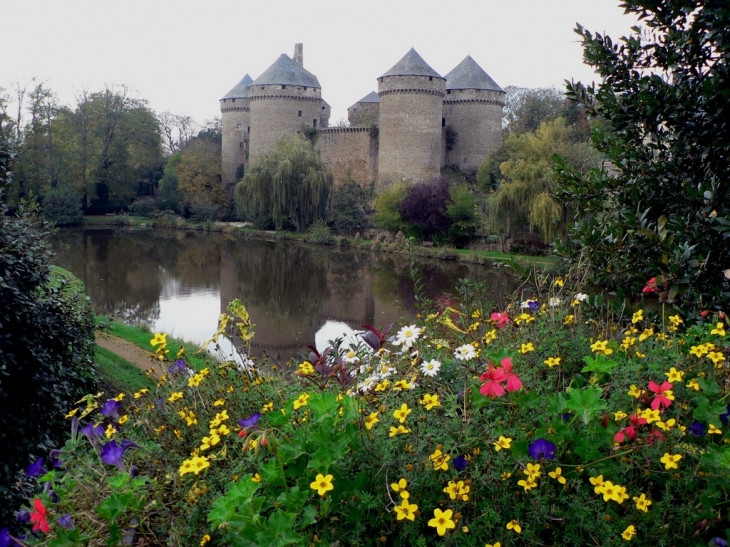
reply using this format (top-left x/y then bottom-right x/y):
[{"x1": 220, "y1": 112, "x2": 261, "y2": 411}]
[{"x1": 51, "y1": 228, "x2": 518, "y2": 360}]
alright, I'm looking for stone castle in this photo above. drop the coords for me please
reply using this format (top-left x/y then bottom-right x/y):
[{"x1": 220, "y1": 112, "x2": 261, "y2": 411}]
[{"x1": 220, "y1": 44, "x2": 505, "y2": 188}]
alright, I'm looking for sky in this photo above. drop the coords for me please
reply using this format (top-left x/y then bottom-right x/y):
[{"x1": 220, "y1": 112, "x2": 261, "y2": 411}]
[{"x1": 2, "y1": 0, "x2": 638, "y2": 125}]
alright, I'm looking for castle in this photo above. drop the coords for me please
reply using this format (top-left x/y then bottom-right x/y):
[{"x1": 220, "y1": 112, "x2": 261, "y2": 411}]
[{"x1": 220, "y1": 44, "x2": 505, "y2": 188}]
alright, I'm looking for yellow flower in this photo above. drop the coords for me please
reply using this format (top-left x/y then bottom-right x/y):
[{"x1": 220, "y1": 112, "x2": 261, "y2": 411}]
[
  {"x1": 112, "y1": 392, "x2": 125, "y2": 402},
  {"x1": 105, "y1": 424, "x2": 116, "y2": 439},
  {"x1": 517, "y1": 477, "x2": 537, "y2": 491},
  {"x1": 394, "y1": 498, "x2": 418, "y2": 521},
  {"x1": 525, "y1": 463, "x2": 541, "y2": 479},
  {"x1": 660, "y1": 453, "x2": 682, "y2": 469},
  {"x1": 191, "y1": 456, "x2": 210, "y2": 475},
  {"x1": 200, "y1": 433, "x2": 220, "y2": 451},
  {"x1": 176, "y1": 346, "x2": 185, "y2": 358},
  {"x1": 493, "y1": 436, "x2": 513, "y2": 451},
  {"x1": 365, "y1": 412, "x2": 380, "y2": 430},
  {"x1": 391, "y1": 478, "x2": 407, "y2": 492},
  {"x1": 519, "y1": 342, "x2": 535, "y2": 354},
  {"x1": 668, "y1": 315, "x2": 683, "y2": 331},
  {"x1": 590, "y1": 339, "x2": 613, "y2": 355},
  {"x1": 709, "y1": 423, "x2": 722, "y2": 435},
  {"x1": 298, "y1": 361, "x2": 315, "y2": 375},
  {"x1": 665, "y1": 367, "x2": 684, "y2": 382},
  {"x1": 708, "y1": 351, "x2": 726, "y2": 367},
  {"x1": 554, "y1": 277, "x2": 564, "y2": 287},
  {"x1": 633, "y1": 493, "x2": 651, "y2": 512},
  {"x1": 150, "y1": 333, "x2": 167, "y2": 346},
  {"x1": 428, "y1": 508, "x2": 456, "y2": 536},
  {"x1": 185, "y1": 411, "x2": 197, "y2": 426},
  {"x1": 200, "y1": 534, "x2": 211, "y2": 546},
  {"x1": 420, "y1": 394, "x2": 440, "y2": 410},
  {"x1": 635, "y1": 351, "x2": 646, "y2": 358},
  {"x1": 217, "y1": 424, "x2": 231, "y2": 436},
  {"x1": 690, "y1": 344, "x2": 708, "y2": 357},
  {"x1": 628, "y1": 385, "x2": 645, "y2": 398},
  {"x1": 118, "y1": 415, "x2": 128, "y2": 425},
  {"x1": 613, "y1": 411, "x2": 628, "y2": 421},
  {"x1": 656, "y1": 418, "x2": 676, "y2": 431},
  {"x1": 543, "y1": 356, "x2": 561, "y2": 367},
  {"x1": 622, "y1": 524, "x2": 636, "y2": 541},
  {"x1": 262, "y1": 402, "x2": 274, "y2": 412},
  {"x1": 589, "y1": 475, "x2": 604, "y2": 493},
  {"x1": 632, "y1": 310, "x2": 643, "y2": 324},
  {"x1": 393, "y1": 403, "x2": 412, "y2": 423},
  {"x1": 711, "y1": 322, "x2": 726, "y2": 336},
  {"x1": 187, "y1": 375, "x2": 202, "y2": 387},
  {"x1": 293, "y1": 393, "x2": 311, "y2": 410},
  {"x1": 213, "y1": 399, "x2": 225, "y2": 407},
  {"x1": 506, "y1": 520, "x2": 522, "y2": 534},
  {"x1": 563, "y1": 314, "x2": 575, "y2": 325},
  {"x1": 310, "y1": 473, "x2": 334, "y2": 497},
  {"x1": 374, "y1": 380, "x2": 390, "y2": 392},
  {"x1": 65, "y1": 408, "x2": 79, "y2": 419},
  {"x1": 548, "y1": 467, "x2": 566, "y2": 484},
  {"x1": 640, "y1": 408, "x2": 661, "y2": 424},
  {"x1": 133, "y1": 388, "x2": 149, "y2": 399},
  {"x1": 167, "y1": 392, "x2": 183, "y2": 403},
  {"x1": 501, "y1": 472, "x2": 512, "y2": 480},
  {"x1": 486, "y1": 543, "x2": 502, "y2": 547},
  {"x1": 392, "y1": 379, "x2": 413, "y2": 391},
  {"x1": 388, "y1": 425, "x2": 411, "y2": 437},
  {"x1": 484, "y1": 329, "x2": 497, "y2": 344},
  {"x1": 429, "y1": 448, "x2": 450, "y2": 471},
  {"x1": 251, "y1": 473, "x2": 261, "y2": 483}
]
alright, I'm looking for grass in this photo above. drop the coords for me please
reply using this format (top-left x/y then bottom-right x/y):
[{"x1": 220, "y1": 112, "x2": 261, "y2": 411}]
[
  {"x1": 95, "y1": 316, "x2": 215, "y2": 371},
  {"x1": 84, "y1": 215, "x2": 151, "y2": 227},
  {"x1": 457, "y1": 248, "x2": 559, "y2": 268},
  {"x1": 94, "y1": 345, "x2": 154, "y2": 394}
]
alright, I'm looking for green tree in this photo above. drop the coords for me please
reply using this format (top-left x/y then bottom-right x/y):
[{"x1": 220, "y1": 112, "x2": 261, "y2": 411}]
[
  {"x1": 176, "y1": 140, "x2": 226, "y2": 216},
  {"x1": 236, "y1": 134, "x2": 332, "y2": 232},
  {"x1": 557, "y1": 0, "x2": 730, "y2": 310},
  {"x1": 488, "y1": 117, "x2": 596, "y2": 243},
  {"x1": 372, "y1": 181, "x2": 409, "y2": 233},
  {"x1": 329, "y1": 172, "x2": 370, "y2": 232}
]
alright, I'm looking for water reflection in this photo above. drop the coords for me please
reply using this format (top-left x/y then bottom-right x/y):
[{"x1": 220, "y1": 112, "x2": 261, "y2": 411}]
[{"x1": 51, "y1": 229, "x2": 518, "y2": 360}]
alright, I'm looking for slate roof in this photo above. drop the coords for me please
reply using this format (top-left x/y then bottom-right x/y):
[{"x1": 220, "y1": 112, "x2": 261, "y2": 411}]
[
  {"x1": 444, "y1": 56, "x2": 503, "y2": 92},
  {"x1": 251, "y1": 54, "x2": 321, "y2": 88},
  {"x1": 380, "y1": 48, "x2": 443, "y2": 79},
  {"x1": 355, "y1": 91, "x2": 380, "y2": 104},
  {"x1": 222, "y1": 74, "x2": 253, "y2": 100}
]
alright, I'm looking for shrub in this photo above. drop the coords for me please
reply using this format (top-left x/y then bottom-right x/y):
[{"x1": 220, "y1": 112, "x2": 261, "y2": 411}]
[
  {"x1": 329, "y1": 175, "x2": 370, "y2": 233},
  {"x1": 128, "y1": 196, "x2": 158, "y2": 217},
  {"x1": 189, "y1": 196, "x2": 221, "y2": 223},
  {"x1": 41, "y1": 185, "x2": 83, "y2": 226},
  {"x1": 398, "y1": 178, "x2": 451, "y2": 241},
  {"x1": 305, "y1": 219, "x2": 334, "y2": 245},
  {"x1": 372, "y1": 181, "x2": 409, "y2": 233}
]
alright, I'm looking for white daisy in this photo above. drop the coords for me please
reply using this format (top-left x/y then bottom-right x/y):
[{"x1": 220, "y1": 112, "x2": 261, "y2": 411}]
[
  {"x1": 342, "y1": 349, "x2": 360, "y2": 365},
  {"x1": 548, "y1": 297, "x2": 562, "y2": 307},
  {"x1": 574, "y1": 293, "x2": 589, "y2": 302},
  {"x1": 420, "y1": 359, "x2": 442, "y2": 377},
  {"x1": 393, "y1": 324, "x2": 422, "y2": 350},
  {"x1": 454, "y1": 344, "x2": 476, "y2": 361}
]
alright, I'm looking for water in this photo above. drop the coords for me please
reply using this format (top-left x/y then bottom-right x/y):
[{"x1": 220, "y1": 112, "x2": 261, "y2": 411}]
[{"x1": 50, "y1": 228, "x2": 518, "y2": 360}]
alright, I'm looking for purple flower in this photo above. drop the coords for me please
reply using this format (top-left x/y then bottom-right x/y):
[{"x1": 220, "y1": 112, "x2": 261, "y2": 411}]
[
  {"x1": 528, "y1": 438, "x2": 556, "y2": 460},
  {"x1": 100, "y1": 399, "x2": 121, "y2": 418},
  {"x1": 25, "y1": 457, "x2": 45, "y2": 477},
  {"x1": 528, "y1": 300, "x2": 540, "y2": 311},
  {"x1": 238, "y1": 413, "x2": 262, "y2": 429},
  {"x1": 453, "y1": 455, "x2": 468, "y2": 471},
  {"x1": 49, "y1": 449, "x2": 63, "y2": 469},
  {"x1": 168, "y1": 360, "x2": 187, "y2": 375},
  {"x1": 720, "y1": 405, "x2": 730, "y2": 425},
  {"x1": 0, "y1": 528, "x2": 22, "y2": 547},
  {"x1": 81, "y1": 422, "x2": 105, "y2": 444},
  {"x1": 713, "y1": 539, "x2": 729, "y2": 547},
  {"x1": 100, "y1": 439, "x2": 139, "y2": 471},
  {"x1": 689, "y1": 421, "x2": 705, "y2": 437},
  {"x1": 57, "y1": 514, "x2": 74, "y2": 530},
  {"x1": 16, "y1": 511, "x2": 30, "y2": 525}
]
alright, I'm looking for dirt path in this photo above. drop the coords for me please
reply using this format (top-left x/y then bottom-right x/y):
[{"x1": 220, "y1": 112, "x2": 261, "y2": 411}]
[{"x1": 95, "y1": 332, "x2": 167, "y2": 377}]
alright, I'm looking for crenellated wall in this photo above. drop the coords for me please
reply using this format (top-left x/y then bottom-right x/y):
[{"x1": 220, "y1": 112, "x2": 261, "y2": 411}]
[{"x1": 314, "y1": 126, "x2": 378, "y2": 187}]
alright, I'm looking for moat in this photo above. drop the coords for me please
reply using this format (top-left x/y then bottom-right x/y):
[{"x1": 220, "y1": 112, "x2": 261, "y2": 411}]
[{"x1": 51, "y1": 228, "x2": 519, "y2": 360}]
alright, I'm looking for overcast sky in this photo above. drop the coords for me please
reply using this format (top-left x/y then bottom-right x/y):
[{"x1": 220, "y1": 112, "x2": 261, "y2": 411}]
[{"x1": 2, "y1": 0, "x2": 638, "y2": 125}]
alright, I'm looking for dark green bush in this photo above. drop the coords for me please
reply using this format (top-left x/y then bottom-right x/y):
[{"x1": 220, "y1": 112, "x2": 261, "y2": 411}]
[
  {"x1": 41, "y1": 185, "x2": 83, "y2": 226},
  {"x1": 0, "y1": 137, "x2": 97, "y2": 527},
  {"x1": 128, "y1": 196, "x2": 158, "y2": 217}
]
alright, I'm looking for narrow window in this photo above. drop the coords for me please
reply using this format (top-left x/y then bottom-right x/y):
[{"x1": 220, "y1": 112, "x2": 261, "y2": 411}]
[
  {"x1": 442, "y1": 118, "x2": 446, "y2": 127},
  {"x1": 282, "y1": 85, "x2": 286, "y2": 89},
  {"x1": 322, "y1": 106, "x2": 326, "y2": 111},
  {"x1": 429, "y1": 76, "x2": 433, "y2": 81},
  {"x1": 247, "y1": 127, "x2": 250, "y2": 134},
  {"x1": 447, "y1": 90, "x2": 451, "y2": 94},
  {"x1": 313, "y1": 119, "x2": 317, "y2": 128},
  {"x1": 298, "y1": 110, "x2": 302, "y2": 117},
  {"x1": 232, "y1": 98, "x2": 236, "y2": 103}
]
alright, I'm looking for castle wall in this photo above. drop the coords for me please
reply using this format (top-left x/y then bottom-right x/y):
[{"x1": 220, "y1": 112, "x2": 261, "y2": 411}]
[
  {"x1": 443, "y1": 88, "x2": 505, "y2": 173},
  {"x1": 377, "y1": 75, "x2": 445, "y2": 186},
  {"x1": 220, "y1": 98, "x2": 250, "y2": 185},
  {"x1": 248, "y1": 84, "x2": 324, "y2": 163},
  {"x1": 314, "y1": 127, "x2": 378, "y2": 187},
  {"x1": 347, "y1": 102, "x2": 379, "y2": 126}
]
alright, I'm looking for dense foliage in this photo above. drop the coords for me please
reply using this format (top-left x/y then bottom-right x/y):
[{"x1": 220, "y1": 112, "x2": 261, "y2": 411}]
[
  {"x1": 236, "y1": 135, "x2": 332, "y2": 233},
  {"x1": 328, "y1": 174, "x2": 370, "y2": 233},
  {"x1": 557, "y1": 0, "x2": 730, "y2": 312},
  {"x1": 0, "y1": 135, "x2": 97, "y2": 527},
  {"x1": 41, "y1": 184, "x2": 84, "y2": 226}
]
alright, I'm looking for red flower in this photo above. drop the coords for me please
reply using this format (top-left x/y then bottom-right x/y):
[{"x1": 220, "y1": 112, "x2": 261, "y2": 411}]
[
  {"x1": 648, "y1": 381, "x2": 673, "y2": 410},
  {"x1": 500, "y1": 358, "x2": 523, "y2": 392},
  {"x1": 647, "y1": 429, "x2": 665, "y2": 445},
  {"x1": 30, "y1": 498, "x2": 50, "y2": 533},
  {"x1": 479, "y1": 365, "x2": 507, "y2": 397},
  {"x1": 490, "y1": 312, "x2": 510, "y2": 329},
  {"x1": 642, "y1": 277, "x2": 658, "y2": 294}
]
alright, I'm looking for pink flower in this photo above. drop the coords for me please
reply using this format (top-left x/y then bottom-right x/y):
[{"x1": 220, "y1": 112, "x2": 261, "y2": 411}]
[
  {"x1": 642, "y1": 277, "x2": 658, "y2": 294},
  {"x1": 30, "y1": 498, "x2": 50, "y2": 533},
  {"x1": 479, "y1": 365, "x2": 507, "y2": 397},
  {"x1": 490, "y1": 312, "x2": 510, "y2": 329},
  {"x1": 648, "y1": 381, "x2": 673, "y2": 410},
  {"x1": 500, "y1": 358, "x2": 523, "y2": 392}
]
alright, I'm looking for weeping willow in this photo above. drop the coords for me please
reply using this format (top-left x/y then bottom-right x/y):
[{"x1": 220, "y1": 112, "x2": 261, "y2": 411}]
[
  {"x1": 487, "y1": 117, "x2": 594, "y2": 243},
  {"x1": 235, "y1": 135, "x2": 332, "y2": 232}
]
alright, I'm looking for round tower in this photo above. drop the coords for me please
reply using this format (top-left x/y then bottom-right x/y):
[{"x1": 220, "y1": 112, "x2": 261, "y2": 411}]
[
  {"x1": 442, "y1": 56, "x2": 505, "y2": 173},
  {"x1": 220, "y1": 74, "x2": 253, "y2": 185},
  {"x1": 377, "y1": 48, "x2": 445, "y2": 186},
  {"x1": 248, "y1": 45, "x2": 327, "y2": 164}
]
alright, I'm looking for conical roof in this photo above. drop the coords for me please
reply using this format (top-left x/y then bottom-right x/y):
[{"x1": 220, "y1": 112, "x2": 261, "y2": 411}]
[
  {"x1": 251, "y1": 54, "x2": 321, "y2": 88},
  {"x1": 445, "y1": 56, "x2": 503, "y2": 92},
  {"x1": 380, "y1": 48, "x2": 443, "y2": 79},
  {"x1": 355, "y1": 91, "x2": 379, "y2": 104},
  {"x1": 222, "y1": 74, "x2": 253, "y2": 100}
]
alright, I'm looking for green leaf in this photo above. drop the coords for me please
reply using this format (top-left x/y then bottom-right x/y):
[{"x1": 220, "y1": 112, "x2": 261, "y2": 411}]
[
  {"x1": 96, "y1": 492, "x2": 134, "y2": 522},
  {"x1": 256, "y1": 511, "x2": 302, "y2": 547},
  {"x1": 563, "y1": 386, "x2": 607, "y2": 425},
  {"x1": 300, "y1": 505, "x2": 318, "y2": 527},
  {"x1": 276, "y1": 486, "x2": 309, "y2": 513},
  {"x1": 581, "y1": 354, "x2": 618, "y2": 375}
]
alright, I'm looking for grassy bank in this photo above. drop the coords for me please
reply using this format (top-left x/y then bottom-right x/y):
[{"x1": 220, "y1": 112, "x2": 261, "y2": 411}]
[
  {"x1": 82, "y1": 215, "x2": 558, "y2": 269},
  {"x1": 94, "y1": 345, "x2": 154, "y2": 393},
  {"x1": 95, "y1": 316, "x2": 215, "y2": 371}
]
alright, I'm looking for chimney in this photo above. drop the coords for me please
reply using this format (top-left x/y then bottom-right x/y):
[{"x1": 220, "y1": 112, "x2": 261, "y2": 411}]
[{"x1": 293, "y1": 43, "x2": 303, "y2": 67}]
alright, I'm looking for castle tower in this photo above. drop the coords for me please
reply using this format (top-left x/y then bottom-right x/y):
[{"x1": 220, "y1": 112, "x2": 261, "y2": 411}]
[
  {"x1": 348, "y1": 91, "x2": 380, "y2": 126},
  {"x1": 220, "y1": 74, "x2": 253, "y2": 185},
  {"x1": 377, "y1": 48, "x2": 445, "y2": 185},
  {"x1": 442, "y1": 56, "x2": 505, "y2": 173},
  {"x1": 248, "y1": 45, "x2": 329, "y2": 164}
]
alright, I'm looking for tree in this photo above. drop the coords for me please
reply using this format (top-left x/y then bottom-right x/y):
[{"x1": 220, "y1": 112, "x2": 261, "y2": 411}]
[
  {"x1": 372, "y1": 181, "x2": 409, "y2": 234},
  {"x1": 488, "y1": 118, "x2": 596, "y2": 243},
  {"x1": 329, "y1": 172, "x2": 370, "y2": 232},
  {"x1": 176, "y1": 139, "x2": 226, "y2": 216},
  {"x1": 236, "y1": 134, "x2": 332, "y2": 232},
  {"x1": 557, "y1": 0, "x2": 730, "y2": 310}
]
